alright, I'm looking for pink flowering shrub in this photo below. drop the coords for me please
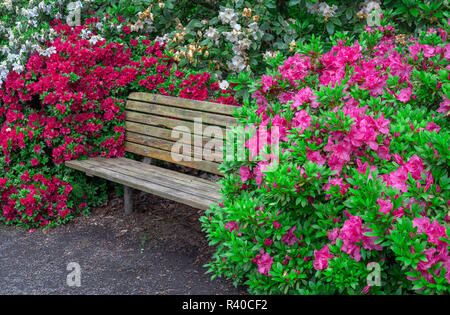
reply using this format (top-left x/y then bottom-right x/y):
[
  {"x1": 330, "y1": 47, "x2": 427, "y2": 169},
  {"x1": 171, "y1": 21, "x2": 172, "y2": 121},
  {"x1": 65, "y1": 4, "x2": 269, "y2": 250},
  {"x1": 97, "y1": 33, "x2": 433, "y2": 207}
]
[
  {"x1": 201, "y1": 20, "x2": 450, "y2": 294},
  {"x1": 0, "y1": 17, "x2": 236, "y2": 229}
]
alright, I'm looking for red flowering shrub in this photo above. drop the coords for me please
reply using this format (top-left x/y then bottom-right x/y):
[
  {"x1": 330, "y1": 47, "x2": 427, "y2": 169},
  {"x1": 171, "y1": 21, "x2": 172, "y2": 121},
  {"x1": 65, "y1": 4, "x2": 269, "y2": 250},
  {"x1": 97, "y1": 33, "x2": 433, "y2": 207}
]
[
  {"x1": 0, "y1": 18, "x2": 236, "y2": 229},
  {"x1": 201, "y1": 21, "x2": 450, "y2": 294}
]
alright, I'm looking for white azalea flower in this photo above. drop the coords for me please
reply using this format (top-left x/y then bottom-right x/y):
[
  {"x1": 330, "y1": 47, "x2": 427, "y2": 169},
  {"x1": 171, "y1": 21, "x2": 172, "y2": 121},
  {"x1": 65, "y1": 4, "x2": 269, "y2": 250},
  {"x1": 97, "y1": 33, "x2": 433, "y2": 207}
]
[
  {"x1": 358, "y1": 0, "x2": 381, "y2": 15},
  {"x1": 218, "y1": 7, "x2": 238, "y2": 24},
  {"x1": 223, "y1": 29, "x2": 243, "y2": 43},
  {"x1": 89, "y1": 35, "x2": 104, "y2": 45},
  {"x1": 263, "y1": 50, "x2": 278, "y2": 60},
  {"x1": 238, "y1": 38, "x2": 252, "y2": 50},
  {"x1": 219, "y1": 80, "x2": 230, "y2": 90},
  {"x1": 230, "y1": 22, "x2": 241, "y2": 32},
  {"x1": 318, "y1": 3, "x2": 338, "y2": 17},
  {"x1": 155, "y1": 34, "x2": 169, "y2": 44},
  {"x1": 205, "y1": 27, "x2": 219, "y2": 40},
  {"x1": 228, "y1": 55, "x2": 246, "y2": 72}
]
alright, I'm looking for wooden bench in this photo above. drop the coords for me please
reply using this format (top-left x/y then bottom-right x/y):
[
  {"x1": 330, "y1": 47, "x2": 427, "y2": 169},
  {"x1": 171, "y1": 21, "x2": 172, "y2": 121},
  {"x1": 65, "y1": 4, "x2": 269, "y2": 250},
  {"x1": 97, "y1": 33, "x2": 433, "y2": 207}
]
[{"x1": 65, "y1": 92, "x2": 237, "y2": 213}]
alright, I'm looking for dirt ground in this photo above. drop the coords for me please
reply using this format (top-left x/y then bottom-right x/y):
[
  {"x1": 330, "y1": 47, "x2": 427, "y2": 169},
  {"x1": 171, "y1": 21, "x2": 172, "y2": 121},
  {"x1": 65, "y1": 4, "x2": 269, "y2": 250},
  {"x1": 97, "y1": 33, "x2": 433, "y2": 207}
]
[{"x1": 0, "y1": 190, "x2": 247, "y2": 295}]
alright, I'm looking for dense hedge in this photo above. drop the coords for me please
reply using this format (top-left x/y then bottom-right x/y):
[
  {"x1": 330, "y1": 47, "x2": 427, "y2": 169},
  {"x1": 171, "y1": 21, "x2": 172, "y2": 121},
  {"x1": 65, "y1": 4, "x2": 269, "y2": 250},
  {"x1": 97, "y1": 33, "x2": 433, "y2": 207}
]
[{"x1": 201, "y1": 21, "x2": 450, "y2": 294}]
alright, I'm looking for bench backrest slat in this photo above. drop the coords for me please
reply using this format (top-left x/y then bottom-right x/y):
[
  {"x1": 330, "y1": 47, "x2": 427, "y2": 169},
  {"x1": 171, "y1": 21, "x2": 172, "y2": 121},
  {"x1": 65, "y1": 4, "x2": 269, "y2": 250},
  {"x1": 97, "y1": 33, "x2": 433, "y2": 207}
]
[
  {"x1": 125, "y1": 122, "x2": 225, "y2": 145},
  {"x1": 125, "y1": 93, "x2": 238, "y2": 175},
  {"x1": 124, "y1": 142, "x2": 222, "y2": 175},
  {"x1": 128, "y1": 92, "x2": 236, "y2": 115},
  {"x1": 125, "y1": 112, "x2": 227, "y2": 138},
  {"x1": 126, "y1": 100, "x2": 236, "y2": 126},
  {"x1": 125, "y1": 132, "x2": 223, "y2": 158}
]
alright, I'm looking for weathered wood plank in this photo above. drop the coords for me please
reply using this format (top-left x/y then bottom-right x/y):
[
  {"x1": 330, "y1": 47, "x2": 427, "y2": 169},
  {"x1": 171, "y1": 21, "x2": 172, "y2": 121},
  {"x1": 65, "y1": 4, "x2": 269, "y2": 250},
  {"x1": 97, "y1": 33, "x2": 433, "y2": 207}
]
[
  {"x1": 65, "y1": 159, "x2": 220, "y2": 210},
  {"x1": 124, "y1": 142, "x2": 221, "y2": 175},
  {"x1": 125, "y1": 121, "x2": 225, "y2": 151},
  {"x1": 109, "y1": 157, "x2": 221, "y2": 188},
  {"x1": 125, "y1": 132, "x2": 223, "y2": 160},
  {"x1": 126, "y1": 100, "x2": 237, "y2": 127},
  {"x1": 125, "y1": 112, "x2": 228, "y2": 139},
  {"x1": 142, "y1": 157, "x2": 152, "y2": 164},
  {"x1": 128, "y1": 92, "x2": 237, "y2": 116},
  {"x1": 85, "y1": 158, "x2": 222, "y2": 201},
  {"x1": 124, "y1": 186, "x2": 134, "y2": 214},
  {"x1": 125, "y1": 120, "x2": 226, "y2": 140},
  {"x1": 92, "y1": 157, "x2": 221, "y2": 192}
]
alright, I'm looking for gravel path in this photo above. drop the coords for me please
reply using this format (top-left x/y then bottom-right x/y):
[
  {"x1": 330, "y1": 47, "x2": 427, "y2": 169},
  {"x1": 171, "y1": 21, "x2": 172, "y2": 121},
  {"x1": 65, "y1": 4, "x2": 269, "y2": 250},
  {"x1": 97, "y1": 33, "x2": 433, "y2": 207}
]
[{"x1": 0, "y1": 191, "x2": 246, "y2": 295}]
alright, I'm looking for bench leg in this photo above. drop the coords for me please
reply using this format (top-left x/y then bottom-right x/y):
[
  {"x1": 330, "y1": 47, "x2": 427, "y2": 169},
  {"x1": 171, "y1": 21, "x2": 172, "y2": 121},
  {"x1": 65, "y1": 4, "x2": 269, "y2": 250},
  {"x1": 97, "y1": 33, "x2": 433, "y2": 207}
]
[
  {"x1": 124, "y1": 186, "x2": 134, "y2": 215},
  {"x1": 142, "y1": 157, "x2": 152, "y2": 164}
]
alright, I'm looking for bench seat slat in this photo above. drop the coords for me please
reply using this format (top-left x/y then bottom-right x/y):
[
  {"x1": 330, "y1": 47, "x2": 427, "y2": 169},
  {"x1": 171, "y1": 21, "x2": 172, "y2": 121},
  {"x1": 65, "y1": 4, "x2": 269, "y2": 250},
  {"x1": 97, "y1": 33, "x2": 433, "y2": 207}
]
[
  {"x1": 128, "y1": 92, "x2": 237, "y2": 116},
  {"x1": 88, "y1": 157, "x2": 222, "y2": 200},
  {"x1": 65, "y1": 158, "x2": 221, "y2": 210},
  {"x1": 95, "y1": 157, "x2": 221, "y2": 188}
]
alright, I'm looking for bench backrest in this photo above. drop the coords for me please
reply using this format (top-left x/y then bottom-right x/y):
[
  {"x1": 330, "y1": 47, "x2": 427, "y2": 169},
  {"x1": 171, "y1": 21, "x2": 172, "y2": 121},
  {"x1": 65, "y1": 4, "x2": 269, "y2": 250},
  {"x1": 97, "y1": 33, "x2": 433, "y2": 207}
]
[{"x1": 124, "y1": 92, "x2": 237, "y2": 175}]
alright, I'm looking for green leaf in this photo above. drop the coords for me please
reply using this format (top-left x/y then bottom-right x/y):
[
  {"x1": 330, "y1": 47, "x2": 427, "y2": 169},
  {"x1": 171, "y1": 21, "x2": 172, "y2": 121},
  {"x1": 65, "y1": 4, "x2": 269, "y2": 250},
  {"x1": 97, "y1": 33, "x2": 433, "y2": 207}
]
[
  {"x1": 326, "y1": 23, "x2": 335, "y2": 35},
  {"x1": 409, "y1": 8, "x2": 419, "y2": 17}
]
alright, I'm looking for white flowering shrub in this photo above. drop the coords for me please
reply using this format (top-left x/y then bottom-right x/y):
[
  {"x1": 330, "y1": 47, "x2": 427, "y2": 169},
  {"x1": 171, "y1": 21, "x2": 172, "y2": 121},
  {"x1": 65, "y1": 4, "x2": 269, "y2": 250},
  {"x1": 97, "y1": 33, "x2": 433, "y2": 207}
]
[
  {"x1": 0, "y1": 0, "x2": 90, "y2": 85},
  {"x1": 148, "y1": 0, "x2": 301, "y2": 93}
]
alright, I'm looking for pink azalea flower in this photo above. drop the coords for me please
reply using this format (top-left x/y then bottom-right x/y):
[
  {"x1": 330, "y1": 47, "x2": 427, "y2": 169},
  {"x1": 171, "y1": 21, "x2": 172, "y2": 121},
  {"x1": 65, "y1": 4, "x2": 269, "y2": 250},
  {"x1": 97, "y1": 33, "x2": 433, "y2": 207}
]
[
  {"x1": 279, "y1": 54, "x2": 312, "y2": 85},
  {"x1": 281, "y1": 227, "x2": 299, "y2": 246},
  {"x1": 328, "y1": 227, "x2": 340, "y2": 245},
  {"x1": 404, "y1": 155, "x2": 424, "y2": 180},
  {"x1": 256, "y1": 252, "x2": 274, "y2": 276},
  {"x1": 377, "y1": 146, "x2": 391, "y2": 161},
  {"x1": 225, "y1": 221, "x2": 239, "y2": 233},
  {"x1": 377, "y1": 198, "x2": 393, "y2": 215},
  {"x1": 291, "y1": 109, "x2": 312, "y2": 133},
  {"x1": 396, "y1": 88, "x2": 412, "y2": 103},
  {"x1": 422, "y1": 45, "x2": 436, "y2": 58},
  {"x1": 261, "y1": 75, "x2": 275, "y2": 93},
  {"x1": 278, "y1": 92, "x2": 294, "y2": 104},
  {"x1": 240, "y1": 166, "x2": 251, "y2": 182},
  {"x1": 408, "y1": 42, "x2": 422, "y2": 59},
  {"x1": 307, "y1": 150, "x2": 326, "y2": 165},
  {"x1": 332, "y1": 140, "x2": 351, "y2": 163},
  {"x1": 361, "y1": 284, "x2": 371, "y2": 294},
  {"x1": 356, "y1": 159, "x2": 377, "y2": 179},
  {"x1": 386, "y1": 167, "x2": 409, "y2": 192},
  {"x1": 374, "y1": 114, "x2": 390, "y2": 135},
  {"x1": 273, "y1": 221, "x2": 281, "y2": 229},
  {"x1": 425, "y1": 220, "x2": 447, "y2": 245},
  {"x1": 313, "y1": 245, "x2": 334, "y2": 270},
  {"x1": 426, "y1": 122, "x2": 441, "y2": 133},
  {"x1": 254, "y1": 161, "x2": 269, "y2": 188},
  {"x1": 338, "y1": 214, "x2": 382, "y2": 262},
  {"x1": 444, "y1": 44, "x2": 450, "y2": 60},
  {"x1": 437, "y1": 97, "x2": 449, "y2": 115},
  {"x1": 291, "y1": 87, "x2": 316, "y2": 109}
]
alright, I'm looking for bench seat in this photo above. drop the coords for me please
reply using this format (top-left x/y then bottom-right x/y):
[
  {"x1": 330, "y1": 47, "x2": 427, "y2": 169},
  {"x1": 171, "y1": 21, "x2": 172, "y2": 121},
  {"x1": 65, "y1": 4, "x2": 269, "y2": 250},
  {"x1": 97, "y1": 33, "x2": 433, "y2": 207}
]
[{"x1": 65, "y1": 157, "x2": 222, "y2": 211}]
